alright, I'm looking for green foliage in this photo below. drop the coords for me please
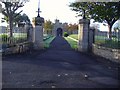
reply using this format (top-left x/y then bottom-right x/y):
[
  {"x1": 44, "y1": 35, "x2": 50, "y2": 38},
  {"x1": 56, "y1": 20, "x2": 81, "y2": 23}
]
[
  {"x1": 44, "y1": 20, "x2": 53, "y2": 34},
  {"x1": 69, "y1": 2, "x2": 120, "y2": 38},
  {"x1": 64, "y1": 32, "x2": 69, "y2": 37},
  {"x1": 1, "y1": 34, "x2": 8, "y2": 38},
  {"x1": 95, "y1": 36, "x2": 119, "y2": 49},
  {"x1": 15, "y1": 13, "x2": 30, "y2": 26},
  {"x1": 90, "y1": 2, "x2": 119, "y2": 24},
  {"x1": 69, "y1": 2, "x2": 91, "y2": 19},
  {"x1": 104, "y1": 39, "x2": 119, "y2": 49},
  {"x1": 64, "y1": 23, "x2": 78, "y2": 34},
  {"x1": 2, "y1": 16, "x2": 9, "y2": 23},
  {"x1": 2, "y1": 1, "x2": 29, "y2": 37},
  {"x1": 1, "y1": 34, "x2": 8, "y2": 41}
]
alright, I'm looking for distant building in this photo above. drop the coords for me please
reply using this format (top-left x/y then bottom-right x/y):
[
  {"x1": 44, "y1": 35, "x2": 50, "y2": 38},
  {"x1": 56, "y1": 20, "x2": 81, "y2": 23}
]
[{"x1": 52, "y1": 19, "x2": 68, "y2": 36}]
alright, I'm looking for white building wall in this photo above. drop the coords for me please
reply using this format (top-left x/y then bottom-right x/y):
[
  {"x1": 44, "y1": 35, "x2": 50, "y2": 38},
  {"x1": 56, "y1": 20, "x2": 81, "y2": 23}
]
[{"x1": 52, "y1": 19, "x2": 66, "y2": 36}]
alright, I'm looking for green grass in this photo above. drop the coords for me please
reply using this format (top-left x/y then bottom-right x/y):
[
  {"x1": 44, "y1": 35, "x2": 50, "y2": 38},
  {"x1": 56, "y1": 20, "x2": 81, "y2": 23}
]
[
  {"x1": 68, "y1": 34, "x2": 119, "y2": 49},
  {"x1": 13, "y1": 33, "x2": 27, "y2": 38},
  {"x1": 102, "y1": 40, "x2": 119, "y2": 49},
  {"x1": 44, "y1": 36, "x2": 55, "y2": 48},
  {"x1": 0, "y1": 33, "x2": 27, "y2": 38},
  {"x1": 64, "y1": 37, "x2": 78, "y2": 50},
  {"x1": 0, "y1": 33, "x2": 27, "y2": 44},
  {"x1": 69, "y1": 34, "x2": 78, "y2": 40},
  {"x1": 95, "y1": 36, "x2": 119, "y2": 49}
]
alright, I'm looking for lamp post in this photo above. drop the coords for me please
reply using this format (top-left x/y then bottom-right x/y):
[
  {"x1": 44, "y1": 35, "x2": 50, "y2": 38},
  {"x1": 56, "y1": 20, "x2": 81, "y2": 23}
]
[
  {"x1": 35, "y1": 0, "x2": 43, "y2": 26},
  {"x1": 33, "y1": 0, "x2": 44, "y2": 50},
  {"x1": 37, "y1": 0, "x2": 41, "y2": 17}
]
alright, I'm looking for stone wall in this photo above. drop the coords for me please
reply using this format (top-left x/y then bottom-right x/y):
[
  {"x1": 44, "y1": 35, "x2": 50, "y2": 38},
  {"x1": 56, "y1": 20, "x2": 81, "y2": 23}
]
[
  {"x1": 92, "y1": 44, "x2": 120, "y2": 63},
  {"x1": 2, "y1": 42, "x2": 32, "y2": 55}
]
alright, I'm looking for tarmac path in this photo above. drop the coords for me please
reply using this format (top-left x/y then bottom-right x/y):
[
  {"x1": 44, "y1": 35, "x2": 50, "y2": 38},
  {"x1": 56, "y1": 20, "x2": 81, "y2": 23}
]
[{"x1": 2, "y1": 36, "x2": 119, "y2": 88}]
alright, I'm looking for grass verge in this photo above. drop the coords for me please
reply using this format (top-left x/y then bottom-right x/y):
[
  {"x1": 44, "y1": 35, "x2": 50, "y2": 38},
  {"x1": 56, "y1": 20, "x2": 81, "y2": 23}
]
[
  {"x1": 64, "y1": 37, "x2": 78, "y2": 50},
  {"x1": 69, "y1": 34, "x2": 78, "y2": 40},
  {"x1": 44, "y1": 36, "x2": 55, "y2": 48}
]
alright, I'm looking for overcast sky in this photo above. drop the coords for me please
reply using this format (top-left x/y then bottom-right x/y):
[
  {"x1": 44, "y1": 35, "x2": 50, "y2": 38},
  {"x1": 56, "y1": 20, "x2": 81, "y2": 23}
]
[
  {"x1": 20, "y1": 0, "x2": 79, "y2": 24},
  {"x1": 0, "y1": 0, "x2": 119, "y2": 32}
]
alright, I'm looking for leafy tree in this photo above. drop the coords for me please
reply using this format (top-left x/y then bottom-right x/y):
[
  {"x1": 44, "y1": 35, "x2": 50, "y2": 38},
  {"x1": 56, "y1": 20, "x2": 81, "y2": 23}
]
[
  {"x1": 2, "y1": 13, "x2": 30, "y2": 26},
  {"x1": 69, "y1": 2, "x2": 120, "y2": 38},
  {"x1": 90, "y1": 2, "x2": 120, "y2": 38},
  {"x1": 1, "y1": 15, "x2": 9, "y2": 23},
  {"x1": 20, "y1": 13, "x2": 30, "y2": 23},
  {"x1": 17, "y1": 13, "x2": 31, "y2": 26},
  {"x1": 43, "y1": 20, "x2": 53, "y2": 34},
  {"x1": 69, "y1": 2, "x2": 92, "y2": 19},
  {"x1": 1, "y1": 0, "x2": 29, "y2": 37},
  {"x1": 65, "y1": 23, "x2": 78, "y2": 34}
]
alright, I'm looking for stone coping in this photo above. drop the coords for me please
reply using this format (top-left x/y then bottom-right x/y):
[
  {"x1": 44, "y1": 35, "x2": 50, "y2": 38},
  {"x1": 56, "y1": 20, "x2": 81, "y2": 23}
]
[
  {"x1": 92, "y1": 44, "x2": 120, "y2": 63},
  {"x1": 92, "y1": 44, "x2": 120, "y2": 52}
]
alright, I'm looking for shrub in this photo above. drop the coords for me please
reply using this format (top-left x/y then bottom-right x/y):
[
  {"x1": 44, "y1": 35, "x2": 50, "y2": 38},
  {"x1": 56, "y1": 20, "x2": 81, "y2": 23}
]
[
  {"x1": 64, "y1": 32, "x2": 69, "y2": 37},
  {"x1": 1, "y1": 34, "x2": 8, "y2": 41}
]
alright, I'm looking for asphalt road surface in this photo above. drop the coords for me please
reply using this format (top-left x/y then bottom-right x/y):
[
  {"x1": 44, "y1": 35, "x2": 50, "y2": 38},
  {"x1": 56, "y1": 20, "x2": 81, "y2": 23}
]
[{"x1": 2, "y1": 36, "x2": 120, "y2": 88}]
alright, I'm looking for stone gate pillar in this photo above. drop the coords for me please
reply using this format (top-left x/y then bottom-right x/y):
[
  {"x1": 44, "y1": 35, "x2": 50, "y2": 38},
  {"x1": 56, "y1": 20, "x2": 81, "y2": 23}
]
[
  {"x1": 33, "y1": 16, "x2": 44, "y2": 50},
  {"x1": 78, "y1": 19, "x2": 90, "y2": 52}
]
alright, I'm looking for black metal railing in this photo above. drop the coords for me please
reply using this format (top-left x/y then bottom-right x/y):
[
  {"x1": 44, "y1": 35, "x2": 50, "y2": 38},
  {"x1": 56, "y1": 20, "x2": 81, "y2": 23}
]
[
  {"x1": 94, "y1": 30, "x2": 120, "y2": 49},
  {"x1": 0, "y1": 26, "x2": 30, "y2": 50}
]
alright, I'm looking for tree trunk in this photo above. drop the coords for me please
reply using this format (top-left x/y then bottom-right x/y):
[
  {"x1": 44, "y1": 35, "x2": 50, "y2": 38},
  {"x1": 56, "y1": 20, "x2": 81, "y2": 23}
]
[
  {"x1": 83, "y1": 9, "x2": 86, "y2": 19},
  {"x1": 9, "y1": 16, "x2": 13, "y2": 37},
  {"x1": 108, "y1": 24, "x2": 112, "y2": 39},
  {"x1": 107, "y1": 19, "x2": 117, "y2": 39}
]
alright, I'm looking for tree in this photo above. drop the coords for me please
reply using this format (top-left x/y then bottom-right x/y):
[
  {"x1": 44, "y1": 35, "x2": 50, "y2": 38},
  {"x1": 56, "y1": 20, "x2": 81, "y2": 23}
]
[
  {"x1": 69, "y1": 2, "x2": 92, "y2": 19},
  {"x1": 43, "y1": 20, "x2": 53, "y2": 34},
  {"x1": 65, "y1": 23, "x2": 78, "y2": 34},
  {"x1": 1, "y1": 0, "x2": 29, "y2": 37},
  {"x1": 2, "y1": 13, "x2": 30, "y2": 26},
  {"x1": 17, "y1": 13, "x2": 31, "y2": 26},
  {"x1": 69, "y1": 2, "x2": 120, "y2": 38},
  {"x1": 90, "y1": 2, "x2": 120, "y2": 38}
]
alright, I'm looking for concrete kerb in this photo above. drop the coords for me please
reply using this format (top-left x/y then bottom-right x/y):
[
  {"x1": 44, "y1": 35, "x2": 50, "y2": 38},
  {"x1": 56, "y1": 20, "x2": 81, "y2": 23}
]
[{"x1": 67, "y1": 36, "x2": 79, "y2": 42}]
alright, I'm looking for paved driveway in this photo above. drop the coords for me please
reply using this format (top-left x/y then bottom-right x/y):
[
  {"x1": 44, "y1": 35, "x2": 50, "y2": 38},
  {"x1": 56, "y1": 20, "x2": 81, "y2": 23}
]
[{"x1": 2, "y1": 36, "x2": 120, "y2": 88}]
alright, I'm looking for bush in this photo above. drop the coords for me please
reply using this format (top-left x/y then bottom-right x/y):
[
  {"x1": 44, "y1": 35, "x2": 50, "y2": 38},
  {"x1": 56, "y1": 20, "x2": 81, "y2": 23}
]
[
  {"x1": 64, "y1": 32, "x2": 69, "y2": 37},
  {"x1": 1, "y1": 34, "x2": 8, "y2": 41}
]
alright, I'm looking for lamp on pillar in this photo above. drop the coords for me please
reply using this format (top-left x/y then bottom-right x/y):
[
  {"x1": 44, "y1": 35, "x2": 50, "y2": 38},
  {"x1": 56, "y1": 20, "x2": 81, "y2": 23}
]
[
  {"x1": 34, "y1": 0, "x2": 44, "y2": 50},
  {"x1": 35, "y1": 0, "x2": 44, "y2": 26}
]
